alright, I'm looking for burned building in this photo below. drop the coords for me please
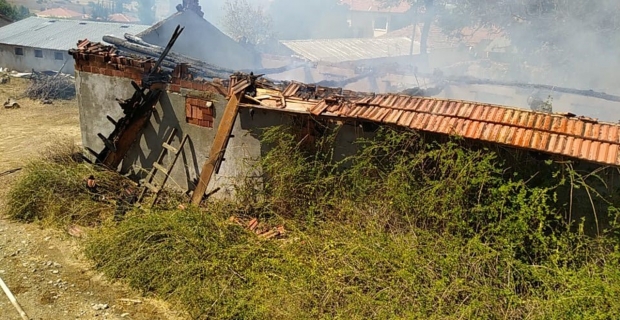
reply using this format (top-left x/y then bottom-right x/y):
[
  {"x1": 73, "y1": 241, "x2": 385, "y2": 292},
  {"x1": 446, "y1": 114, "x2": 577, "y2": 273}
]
[{"x1": 70, "y1": 30, "x2": 620, "y2": 208}]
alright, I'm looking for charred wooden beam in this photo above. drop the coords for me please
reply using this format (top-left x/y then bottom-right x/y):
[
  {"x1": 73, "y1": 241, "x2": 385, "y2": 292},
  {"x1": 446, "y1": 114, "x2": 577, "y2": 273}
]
[
  {"x1": 190, "y1": 92, "x2": 242, "y2": 205},
  {"x1": 93, "y1": 27, "x2": 185, "y2": 170}
]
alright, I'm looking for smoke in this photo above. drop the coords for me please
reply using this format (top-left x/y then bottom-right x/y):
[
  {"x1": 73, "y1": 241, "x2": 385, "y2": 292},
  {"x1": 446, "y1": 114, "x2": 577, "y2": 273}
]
[{"x1": 170, "y1": 0, "x2": 620, "y2": 120}]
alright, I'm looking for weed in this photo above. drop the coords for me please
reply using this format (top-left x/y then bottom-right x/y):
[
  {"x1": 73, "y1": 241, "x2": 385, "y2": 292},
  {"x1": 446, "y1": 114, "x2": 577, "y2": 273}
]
[{"x1": 9, "y1": 128, "x2": 620, "y2": 319}]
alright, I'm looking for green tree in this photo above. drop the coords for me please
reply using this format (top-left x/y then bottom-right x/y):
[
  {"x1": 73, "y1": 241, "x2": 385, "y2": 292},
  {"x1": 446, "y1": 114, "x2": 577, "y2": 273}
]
[
  {"x1": 222, "y1": 0, "x2": 273, "y2": 45},
  {"x1": 0, "y1": 0, "x2": 31, "y2": 21},
  {"x1": 88, "y1": 1, "x2": 113, "y2": 20},
  {"x1": 268, "y1": 0, "x2": 351, "y2": 39}
]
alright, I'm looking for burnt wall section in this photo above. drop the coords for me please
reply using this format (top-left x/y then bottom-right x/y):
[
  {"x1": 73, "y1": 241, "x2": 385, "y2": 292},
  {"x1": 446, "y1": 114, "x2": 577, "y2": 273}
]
[{"x1": 71, "y1": 43, "x2": 291, "y2": 197}]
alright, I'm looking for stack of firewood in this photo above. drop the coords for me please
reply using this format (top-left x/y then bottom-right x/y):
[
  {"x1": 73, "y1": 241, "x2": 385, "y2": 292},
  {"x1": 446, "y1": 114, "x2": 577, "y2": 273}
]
[{"x1": 24, "y1": 72, "x2": 75, "y2": 101}]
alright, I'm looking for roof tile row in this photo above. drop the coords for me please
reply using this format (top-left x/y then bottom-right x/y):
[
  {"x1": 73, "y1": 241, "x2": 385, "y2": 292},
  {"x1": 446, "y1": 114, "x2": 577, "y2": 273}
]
[{"x1": 301, "y1": 90, "x2": 620, "y2": 166}]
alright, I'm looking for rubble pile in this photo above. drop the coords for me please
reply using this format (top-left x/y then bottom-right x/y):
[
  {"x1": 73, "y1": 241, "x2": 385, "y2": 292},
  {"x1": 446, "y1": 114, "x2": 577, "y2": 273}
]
[{"x1": 24, "y1": 71, "x2": 76, "y2": 101}]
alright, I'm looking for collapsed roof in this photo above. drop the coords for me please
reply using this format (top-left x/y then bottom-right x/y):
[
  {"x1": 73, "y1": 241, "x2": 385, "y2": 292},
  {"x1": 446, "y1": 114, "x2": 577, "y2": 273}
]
[{"x1": 69, "y1": 39, "x2": 620, "y2": 168}]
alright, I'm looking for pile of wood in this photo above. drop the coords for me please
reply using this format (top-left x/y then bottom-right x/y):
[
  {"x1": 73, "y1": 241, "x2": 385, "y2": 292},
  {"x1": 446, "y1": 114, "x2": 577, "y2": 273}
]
[
  {"x1": 228, "y1": 216, "x2": 286, "y2": 240},
  {"x1": 24, "y1": 71, "x2": 75, "y2": 101}
]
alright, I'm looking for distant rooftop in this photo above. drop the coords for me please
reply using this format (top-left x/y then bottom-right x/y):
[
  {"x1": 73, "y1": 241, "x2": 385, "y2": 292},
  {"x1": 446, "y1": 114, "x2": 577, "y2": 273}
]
[
  {"x1": 280, "y1": 37, "x2": 418, "y2": 63},
  {"x1": 381, "y1": 24, "x2": 507, "y2": 50},
  {"x1": 0, "y1": 17, "x2": 150, "y2": 51},
  {"x1": 36, "y1": 7, "x2": 84, "y2": 19},
  {"x1": 340, "y1": 0, "x2": 410, "y2": 13},
  {"x1": 108, "y1": 13, "x2": 140, "y2": 23}
]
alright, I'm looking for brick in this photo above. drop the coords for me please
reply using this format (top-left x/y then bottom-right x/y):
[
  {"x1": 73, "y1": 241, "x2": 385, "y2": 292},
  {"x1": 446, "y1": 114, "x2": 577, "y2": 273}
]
[
  {"x1": 192, "y1": 81, "x2": 202, "y2": 91},
  {"x1": 171, "y1": 77, "x2": 181, "y2": 85},
  {"x1": 180, "y1": 80, "x2": 193, "y2": 89},
  {"x1": 104, "y1": 68, "x2": 114, "y2": 77},
  {"x1": 113, "y1": 70, "x2": 123, "y2": 77},
  {"x1": 170, "y1": 84, "x2": 181, "y2": 92}
]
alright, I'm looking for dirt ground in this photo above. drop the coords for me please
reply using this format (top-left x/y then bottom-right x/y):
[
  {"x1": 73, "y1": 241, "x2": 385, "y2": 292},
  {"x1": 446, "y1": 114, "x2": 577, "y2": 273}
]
[{"x1": 0, "y1": 78, "x2": 186, "y2": 320}]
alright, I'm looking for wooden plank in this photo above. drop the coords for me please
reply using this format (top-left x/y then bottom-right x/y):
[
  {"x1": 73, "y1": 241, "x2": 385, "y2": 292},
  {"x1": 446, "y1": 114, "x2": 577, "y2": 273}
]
[
  {"x1": 144, "y1": 182, "x2": 160, "y2": 193},
  {"x1": 162, "y1": 142, "x2": 178, "y2": 154},
  {"x1": 153, "y1": 162, "x2": 168, "y2": 175},
  {"x1": 191, "y1": 93, "x2": 242, "y2": 205},
  {"x1": 150, "y1": 135, "x2": 188, "y2": 207},
  {"x1": 137, "y1": 127, "x2": 177, "y2": 203}
]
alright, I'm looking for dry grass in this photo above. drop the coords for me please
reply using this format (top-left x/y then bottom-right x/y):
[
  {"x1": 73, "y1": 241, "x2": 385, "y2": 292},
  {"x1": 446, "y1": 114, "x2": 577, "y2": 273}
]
[{"x1": 0, "y1": 78, "x2": 81, "y2": 172}]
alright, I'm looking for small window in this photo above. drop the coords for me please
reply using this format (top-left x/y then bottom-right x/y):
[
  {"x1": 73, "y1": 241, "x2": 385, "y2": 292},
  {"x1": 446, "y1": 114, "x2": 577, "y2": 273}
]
[
  {"x1": 34, "y1": 50, "x2": 43, "y2": 58},
  {"x1": 14, "y1": 47, "x2": 23, "y2": 55},
  {"x1": 54, "y1": 52, "x2": 63, "y2": 60},
  {"x1": 374, "y1": 17, "x2": 388, "y2": 30}
]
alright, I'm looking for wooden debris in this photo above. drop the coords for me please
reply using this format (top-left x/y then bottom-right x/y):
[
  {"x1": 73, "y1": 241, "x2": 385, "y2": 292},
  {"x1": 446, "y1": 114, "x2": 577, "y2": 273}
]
[
  {"x1": 0, "y1": 275, "x2": 30, "y2": 320},
  {"x1": 228, "y1": 216, "x2": 286, "y2": 239},
  {"x1": 0, "y1": 168, "x2": 21, "y2": 177},
  {"x1": 24, "y1": 70, "x2": 75, "y2": 101}
]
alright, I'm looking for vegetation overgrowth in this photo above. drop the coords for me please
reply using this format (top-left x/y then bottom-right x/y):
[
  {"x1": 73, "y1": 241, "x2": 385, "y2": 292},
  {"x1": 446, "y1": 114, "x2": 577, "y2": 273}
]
[{"x1": 6, "y1": 126, "x2": 620, "y2": 319}]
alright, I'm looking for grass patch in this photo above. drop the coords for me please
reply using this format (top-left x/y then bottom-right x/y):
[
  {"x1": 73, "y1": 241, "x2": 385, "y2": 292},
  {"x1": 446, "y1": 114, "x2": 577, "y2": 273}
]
[
  {"x1": 8, "y1": 128, "x2": 620, "y2": 319},
  {"x1": 6, "y1": 141, "x2": 133, "y2": 226}
]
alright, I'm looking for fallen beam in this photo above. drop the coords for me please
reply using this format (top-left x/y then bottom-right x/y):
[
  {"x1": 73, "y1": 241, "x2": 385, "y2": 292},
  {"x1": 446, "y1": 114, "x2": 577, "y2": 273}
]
[
  {"x1": 119, "y1": 34, "x2": 312, "y2": 76},
  {"x1": 191, "y1": 92, "x2": 242, "y2": 205}
]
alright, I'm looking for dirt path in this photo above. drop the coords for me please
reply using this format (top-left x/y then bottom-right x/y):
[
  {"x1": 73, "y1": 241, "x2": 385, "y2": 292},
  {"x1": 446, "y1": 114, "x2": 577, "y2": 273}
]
[{"x1": 0, "y1": 79, "x2": 185, "y2": 320}]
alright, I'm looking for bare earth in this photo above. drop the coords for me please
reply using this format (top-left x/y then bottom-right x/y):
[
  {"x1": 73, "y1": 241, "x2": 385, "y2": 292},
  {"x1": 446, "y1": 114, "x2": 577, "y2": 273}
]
[{"x1": 0, "y1": 79, "x2": 185, "y2": 320}]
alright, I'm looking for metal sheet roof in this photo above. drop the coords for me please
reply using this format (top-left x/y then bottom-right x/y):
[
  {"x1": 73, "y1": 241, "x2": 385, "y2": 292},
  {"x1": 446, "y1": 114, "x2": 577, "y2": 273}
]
[
  {"x1": 0, "y1": 17, "x2": 149, "y2": 51},
  {"x1": 280, "y1": 37, "x2": 417, "y2": 63}
]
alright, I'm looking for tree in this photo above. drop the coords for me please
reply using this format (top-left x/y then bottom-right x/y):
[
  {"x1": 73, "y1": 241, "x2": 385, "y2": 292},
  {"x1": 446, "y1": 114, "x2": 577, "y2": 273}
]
[
  {"x1": 0, "y1": 0, "x2": 31, "y2": 21},
  {"x1": 268, "y1": 0, "x2": 351, "y2": 40},
  {"x1": 137, "y1": 0, "x2": 156, "y2": 25},
  {"x1": 382, "y1": 0, "x2": 620, "y2": 88},
  {"x1": 222, "y1": 0, "x2": 273, "y2": 45},
  {"x1": 88, "y1": 1, "x2": 113, "y2": 20}
]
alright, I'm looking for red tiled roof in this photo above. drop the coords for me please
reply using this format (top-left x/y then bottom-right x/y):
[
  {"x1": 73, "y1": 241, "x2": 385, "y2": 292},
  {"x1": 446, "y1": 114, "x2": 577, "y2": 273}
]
[
  {"x1": 341, "y1": 0, "x2": 410, "y2": 13},
  {"x1": 108, "y1": 13, "x2": 140, "y2": 23},
  {"x1": 36, "y1": 8, "x2": 84, "y2": 18},
  {"x1": 264, "y1": 83, "x2": 620, "y2": 166}
]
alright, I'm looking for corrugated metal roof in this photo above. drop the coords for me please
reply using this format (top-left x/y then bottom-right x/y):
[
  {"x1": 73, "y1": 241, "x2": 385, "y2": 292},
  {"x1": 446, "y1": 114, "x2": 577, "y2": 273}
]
[
  {"x1": 280, "y1": 37, "x2": 417, "y2": 63},
  {"x1": 253, "y1": 85, "x2": 620, "y2": 167},
  {"x1": 0, "y1": 17, "x2": 149, "y2": 51}
]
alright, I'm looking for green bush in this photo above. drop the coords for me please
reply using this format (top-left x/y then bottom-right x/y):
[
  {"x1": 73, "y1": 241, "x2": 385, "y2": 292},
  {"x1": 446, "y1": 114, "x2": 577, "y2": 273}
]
[
  {"x1": 6, "y1": 143, "x2": 130, "y2": 225},
  {"x1": 9, "y1": 128, "x2": 620, "y2": 319}
]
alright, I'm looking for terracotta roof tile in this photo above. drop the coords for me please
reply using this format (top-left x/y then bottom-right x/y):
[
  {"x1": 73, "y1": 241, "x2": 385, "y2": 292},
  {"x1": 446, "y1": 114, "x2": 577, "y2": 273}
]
[{"x1": 69, "y1": 39, "x2": 620, "y2": 167}]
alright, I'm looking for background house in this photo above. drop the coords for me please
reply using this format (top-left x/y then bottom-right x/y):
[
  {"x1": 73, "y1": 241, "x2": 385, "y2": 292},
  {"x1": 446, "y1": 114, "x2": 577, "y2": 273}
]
[
  {"x1": 35, "y1": 7, "x2": 84, "y2": 20},
  {"x1": 0, "y1": 17, "x2": 148, "y2": 73},
  {"x1": 136, "y1": 8, "x2": 260, "y2": 70},
  {"x1": 341, "y1": 0, "x2": 412, "y2": 37}
]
